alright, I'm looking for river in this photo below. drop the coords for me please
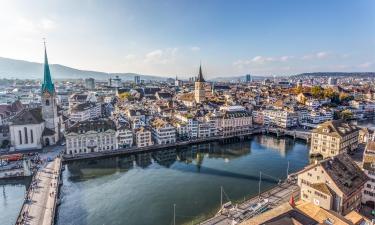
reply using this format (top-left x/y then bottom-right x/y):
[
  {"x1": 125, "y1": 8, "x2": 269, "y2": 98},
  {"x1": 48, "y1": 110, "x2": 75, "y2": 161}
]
[{"x1": 55, "y1": 135, "x2": 309, "y2": 225}]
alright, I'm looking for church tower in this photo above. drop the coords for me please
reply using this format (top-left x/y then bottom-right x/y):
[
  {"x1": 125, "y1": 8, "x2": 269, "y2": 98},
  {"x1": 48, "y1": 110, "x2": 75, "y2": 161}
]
[
  {"x1": 194, "y1": 64, "x2": 206, "y2": 103},
  {"x1": 41, "y1": 42, "x2": 59, "y2": 143}
]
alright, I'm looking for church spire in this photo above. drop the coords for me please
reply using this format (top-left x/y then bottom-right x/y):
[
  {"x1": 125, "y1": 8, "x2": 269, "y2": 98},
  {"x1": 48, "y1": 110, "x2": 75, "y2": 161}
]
[
  {"x1": 196, "y1": 63, "x2": 205, "y2": 82},
  {"x1": 41, "y1": 40, "x2": 55, "y2": 94}
]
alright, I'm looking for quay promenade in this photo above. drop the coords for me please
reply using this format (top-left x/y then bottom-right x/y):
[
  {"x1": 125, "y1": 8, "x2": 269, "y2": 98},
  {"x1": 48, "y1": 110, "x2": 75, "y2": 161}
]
[
  {"x1": 15, "y1": 157, "x2": 62, "y2": 225},
  {"x1": 200, "y1": 175, "x2": 300, "y2": 225},
  {"x1": 63, "y1": 128, "x2": 311, "y2": 162}
]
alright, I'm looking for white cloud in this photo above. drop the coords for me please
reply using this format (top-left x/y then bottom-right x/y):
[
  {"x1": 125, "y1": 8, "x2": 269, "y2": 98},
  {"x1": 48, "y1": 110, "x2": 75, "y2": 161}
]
[
  {"x1": 191, "y1": 46, "x2": 200, "y2": 52},
  {"x1": 233, "y1": 55, "x2": 293, "y2": 67},
  {"x1": 144, "y1": 48, "x2": 178, "y2": 64},
  {"x1": 316, "y1": 51, "x2": 329, "y2": 59},
  {"x1": 302, "y1": 51, "x2": 330, "y2": 60},
  {"x1": 358, "y1": 62, "x2": 373, "y2": 69}
]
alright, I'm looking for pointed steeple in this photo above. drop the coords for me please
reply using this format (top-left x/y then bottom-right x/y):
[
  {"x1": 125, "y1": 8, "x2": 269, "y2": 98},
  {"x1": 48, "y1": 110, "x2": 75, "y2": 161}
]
[
  {"x1": 41, "y1": 41, "x2": 55, "y2": 94},
  {"x1": 196, "y1": 63, "x2": 205, "y2": 82}
]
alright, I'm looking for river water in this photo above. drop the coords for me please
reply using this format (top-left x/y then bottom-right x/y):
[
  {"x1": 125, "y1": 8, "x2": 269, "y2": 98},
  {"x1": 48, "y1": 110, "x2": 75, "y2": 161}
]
[
  {"x1": 55, "y1": 135, "x2": 309, "y2": 225},
  {"x1": 0, "y1": 178, "x2": 30, "y2": 225}
]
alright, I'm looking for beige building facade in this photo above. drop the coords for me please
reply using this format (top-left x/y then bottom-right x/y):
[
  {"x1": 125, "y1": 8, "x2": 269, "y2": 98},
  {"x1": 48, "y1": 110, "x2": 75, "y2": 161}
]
[{"x1": 310, "y1": 120, "x2": 359, "y2": 158}]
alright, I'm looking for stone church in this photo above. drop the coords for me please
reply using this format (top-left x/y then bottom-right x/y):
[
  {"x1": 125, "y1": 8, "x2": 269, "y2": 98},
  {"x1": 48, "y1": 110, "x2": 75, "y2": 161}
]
[{"x1": 9, "y1": 44, "x2": 61, "y2": 151}]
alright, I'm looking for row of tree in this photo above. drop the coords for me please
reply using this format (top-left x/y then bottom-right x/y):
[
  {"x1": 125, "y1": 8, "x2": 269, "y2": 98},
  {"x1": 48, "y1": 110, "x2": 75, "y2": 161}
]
[{"x1": 294, "y1": 86, "x2": 353, "y2": 104}]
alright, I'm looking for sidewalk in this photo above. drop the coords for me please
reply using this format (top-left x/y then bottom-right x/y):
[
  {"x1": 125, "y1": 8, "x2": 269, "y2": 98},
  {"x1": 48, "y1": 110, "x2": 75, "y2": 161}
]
[{"x1": 16, "y1": 157, "x2": 61, "y2": 225}]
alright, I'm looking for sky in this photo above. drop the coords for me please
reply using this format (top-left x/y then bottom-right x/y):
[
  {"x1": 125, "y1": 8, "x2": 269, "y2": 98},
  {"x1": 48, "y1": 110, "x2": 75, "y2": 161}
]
[{"x1": 0, "y1": 0, "x2": 375, "y2": 78}]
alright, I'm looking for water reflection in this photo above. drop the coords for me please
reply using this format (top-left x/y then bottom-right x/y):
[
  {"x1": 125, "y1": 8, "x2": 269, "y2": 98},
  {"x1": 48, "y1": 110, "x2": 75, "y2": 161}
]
[
  {"x1": 58, "y1": 135, "x2": 309, "y2": 225},
  {"x1": 66, "y1": 140, "x2": 255, "y2": 180},
  {"x1": 0, "y1": 178, "x2": 31, "y2": 225}
]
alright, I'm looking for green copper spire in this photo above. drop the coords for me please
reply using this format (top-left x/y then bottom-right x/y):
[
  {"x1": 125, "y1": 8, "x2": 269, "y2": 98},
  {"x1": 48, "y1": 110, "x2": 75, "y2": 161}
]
[{"x1": 41, "y1": 41, "x2": 55, "y2": 94}]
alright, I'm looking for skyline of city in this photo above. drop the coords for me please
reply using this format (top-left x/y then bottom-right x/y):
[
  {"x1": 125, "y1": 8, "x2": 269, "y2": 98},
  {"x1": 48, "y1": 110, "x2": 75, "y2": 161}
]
[{"x1": 1, "y1": 0, "x2": 375, "y2": 78}]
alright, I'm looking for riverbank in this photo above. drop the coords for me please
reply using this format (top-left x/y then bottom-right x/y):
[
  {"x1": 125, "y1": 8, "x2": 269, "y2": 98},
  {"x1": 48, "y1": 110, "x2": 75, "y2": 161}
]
[{"x1": 63, "y1": 128, "x2": 311, "y2": 162}]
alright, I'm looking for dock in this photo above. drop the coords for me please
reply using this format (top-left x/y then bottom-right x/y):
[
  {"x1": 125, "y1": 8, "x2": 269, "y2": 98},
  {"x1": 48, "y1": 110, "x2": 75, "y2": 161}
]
[
  {"x1": 15, "y1": 157, "x2": 62, "y2": 225},
  {"x1": 200, "y1": 175, "x2": 300, "y2": 225}
]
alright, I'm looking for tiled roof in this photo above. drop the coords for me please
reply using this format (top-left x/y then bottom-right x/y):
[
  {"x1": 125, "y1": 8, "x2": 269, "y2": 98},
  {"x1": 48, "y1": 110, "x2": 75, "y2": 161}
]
[
  {"x1": 321, "y1": 153, "x2": 368, "y2": 197},
  {"x1": 223, "y1": 110, "x2": 252, "y2": 119},
  {"x1": 312, "y1": 120, "x2": 360, "y2": 138},
  {"x1": 310, "y1": 183, "x2": 332, "y2": 196},
  {"x1": 11, "y1": 108, "x2": 44, "y2": 125},
  {"x1": 67, "y1": 119, "x2": 116, "y2": 133}
]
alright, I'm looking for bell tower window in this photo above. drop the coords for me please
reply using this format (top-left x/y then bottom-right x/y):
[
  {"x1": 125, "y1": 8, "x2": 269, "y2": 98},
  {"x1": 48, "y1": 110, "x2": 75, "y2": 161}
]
[{"x1": 45, "y1": 99, "x2": 50, "y2": 106}]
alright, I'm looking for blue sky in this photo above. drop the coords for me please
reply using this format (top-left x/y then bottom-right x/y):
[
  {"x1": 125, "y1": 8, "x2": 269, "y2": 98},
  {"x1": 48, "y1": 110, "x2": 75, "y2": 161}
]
[{"x1": 1, "y1": 0, "x2": 374, "y2": 78}]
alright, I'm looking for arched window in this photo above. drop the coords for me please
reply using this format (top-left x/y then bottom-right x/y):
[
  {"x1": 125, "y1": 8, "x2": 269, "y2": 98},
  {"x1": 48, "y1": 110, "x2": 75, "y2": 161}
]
[
  {"x1": 24, "y1": 127, "x2": 28, "y2": 144},
  {"x1": 45, "y1": 99, "x2": 50, "y2": 106}
]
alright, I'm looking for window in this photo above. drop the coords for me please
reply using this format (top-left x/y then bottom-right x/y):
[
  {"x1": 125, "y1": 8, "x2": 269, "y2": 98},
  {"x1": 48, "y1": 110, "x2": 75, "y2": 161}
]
[
  {"x1": 30, "y1": 130, "x2": 33, "y2": 143},
  {"x1": 24, "y1": 127, "x2": 28, "y2": 144},
  {"x1": 45, "y1": 99, "x2": 50, "y2": 106},
  {"x1": 18, "y1": 130, "x2": 22, "y2": 144}
]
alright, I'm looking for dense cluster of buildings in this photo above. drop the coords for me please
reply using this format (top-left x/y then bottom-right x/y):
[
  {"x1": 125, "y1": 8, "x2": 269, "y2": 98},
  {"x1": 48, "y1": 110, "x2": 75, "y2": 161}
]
[{"x1": 3, "y1": 45, "x2": 375, "y2": 223}]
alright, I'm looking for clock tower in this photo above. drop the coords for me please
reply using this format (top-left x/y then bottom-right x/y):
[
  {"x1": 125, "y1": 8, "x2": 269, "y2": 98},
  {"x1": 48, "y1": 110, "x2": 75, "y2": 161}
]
[
  {"x1": 41, "y1": 42, "x2": 59, "y2": 143},
  {"x1": 194, "y1": 64, "x2": 206, "y2": 103}
]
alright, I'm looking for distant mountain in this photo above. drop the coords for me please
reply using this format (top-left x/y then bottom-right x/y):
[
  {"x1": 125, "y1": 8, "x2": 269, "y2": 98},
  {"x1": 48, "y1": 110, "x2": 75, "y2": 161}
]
[
  {"x1": 291, "y1": 72, "x2": 375, "y2": 79},
  {"x1": 0, "y1": 57, "x2": 169, "y2": 81},
  {"x1": 211, "y1": 75, "x2": 273, "y2": 82}
]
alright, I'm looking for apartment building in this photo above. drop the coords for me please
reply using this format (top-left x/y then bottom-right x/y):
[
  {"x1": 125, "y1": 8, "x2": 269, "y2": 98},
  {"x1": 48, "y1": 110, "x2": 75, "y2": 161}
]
[
  {"x1": 263, "y1": 109, "x2": 298, "y2": 128},
  {"x1": 65, "y1": 119, "x2": 118, "y2": 156},
  {"x1": 70, "y1": 102, "x2": 101, "y2": 122},
  {"x1": 362, "y1": 141, "x2": 375, "y2": 208},
  {"x1": 150, "y1": 118, "x2": 176, "y2": 144},
  {"x1": 134, "y1": 126, "x2": 153, "y2": 147},
  {"x1": 310, "y1": 120, "x2": 360, "y2": 158},
  {"x1": 219, "y1": 106, "x2": 252, "y2": 137},
  {"x1": 117, "y1": 123, "x2": 133, "y2": 148},
  {"x1": 297, "y1": 153, "x2": 367, "y2": 215}
]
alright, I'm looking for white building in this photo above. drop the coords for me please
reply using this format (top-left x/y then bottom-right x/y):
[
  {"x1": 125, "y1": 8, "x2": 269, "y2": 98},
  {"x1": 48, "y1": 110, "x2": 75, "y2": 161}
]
[
  {"x1": 263, "y1": 109, "x2": 298, "y2": 128},
  {"x1": 150, "y1": 118, "x2": 176, "y2": 144},
  {"x1": 219, "y1": 106, "x2": 252, "y2": 136},
  {"x1": 70, "y1": 102, "x2": 102, "y2": 122},
  {"x1": 117, "y1": 123, "x2": 133, "y2": 148},
  {"x1": 68, "y1": 92, "x2": 97, "y2": 110},
  {"x1": 65, "y1": 119, "x2": 118, "y2": 156},
  {"x1": 134, "y1": 126, "x2": 153, "y2": 147}
]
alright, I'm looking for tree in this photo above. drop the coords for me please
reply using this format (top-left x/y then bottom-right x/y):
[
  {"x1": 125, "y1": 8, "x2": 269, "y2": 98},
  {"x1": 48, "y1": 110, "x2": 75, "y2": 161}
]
[
  {"x1": 119, "y1": 92, "x2": 133, "y2": 101},
  {"x1": 311, "y1": 86, "x2": 324, "y2": 99},
  {"x1": 339, "y1": 92, "x2": 353, "y2": 102},
  {"x1": 340, "y1": 109, "x2": 353, "y2": 120}
]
